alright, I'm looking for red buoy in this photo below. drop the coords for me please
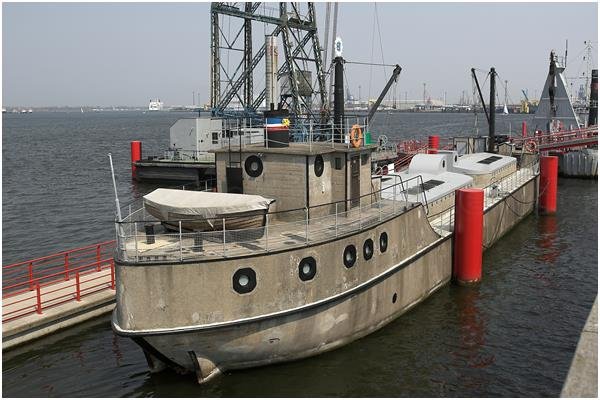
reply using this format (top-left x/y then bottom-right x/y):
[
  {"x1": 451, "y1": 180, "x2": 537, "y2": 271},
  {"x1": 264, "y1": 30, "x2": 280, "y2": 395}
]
[
  {"x1": 522, "y1": 121, "x2": 527, "y2": 137},
  {"x1": 428, "y1": 135, "x2": 440, "y2": 154},
  {"x1": 453, "y1": 188, "x2": 484, "y2": 284},
  {"x1": 131, "y1": 141, "x2": 142, "y2": 180},
  {"x1": 539, "y1": 156, "x2": 558, "y2": 214}
]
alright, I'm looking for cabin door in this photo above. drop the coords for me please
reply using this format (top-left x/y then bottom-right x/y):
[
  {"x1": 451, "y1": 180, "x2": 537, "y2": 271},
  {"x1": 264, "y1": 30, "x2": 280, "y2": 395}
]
[
  {"x1": 350, "y1": 155, "x2": 360, "y2": 207},
  {"x1": 226, "y1": 167, "x2": 243, "y2": 194}
]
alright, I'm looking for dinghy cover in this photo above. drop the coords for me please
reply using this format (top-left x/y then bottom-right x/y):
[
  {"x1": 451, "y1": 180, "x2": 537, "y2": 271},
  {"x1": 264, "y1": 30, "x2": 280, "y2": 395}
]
[{"x1": 143, "y1": 188, "x2": 275, "y2": 220}]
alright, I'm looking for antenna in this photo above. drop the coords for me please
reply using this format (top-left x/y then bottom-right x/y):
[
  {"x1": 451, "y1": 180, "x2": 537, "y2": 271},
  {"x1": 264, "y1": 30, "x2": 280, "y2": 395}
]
[
  {"x1": 108, "y1": 153, "x2": 122, "y2": 222},
  {"x1": 565, "y1": 39, "x2": 568, "y2": 68}
]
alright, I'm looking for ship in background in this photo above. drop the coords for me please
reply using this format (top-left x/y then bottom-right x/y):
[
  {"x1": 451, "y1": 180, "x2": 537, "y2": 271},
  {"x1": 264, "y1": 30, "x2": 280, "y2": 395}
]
[{"x1": 148, "y1": 98, "x2": 164, "y2": 111}]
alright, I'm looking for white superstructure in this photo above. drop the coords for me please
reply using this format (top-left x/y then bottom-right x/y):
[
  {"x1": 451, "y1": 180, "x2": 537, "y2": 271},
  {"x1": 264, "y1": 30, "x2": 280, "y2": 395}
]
[{"x1": 148, "y1": 98, "x2": 164, "y2": 111}]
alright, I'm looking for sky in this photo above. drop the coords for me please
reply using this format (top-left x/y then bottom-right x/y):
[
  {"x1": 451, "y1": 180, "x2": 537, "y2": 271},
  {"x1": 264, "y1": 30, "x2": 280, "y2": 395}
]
[{"x1": 2, "y1": 1, "x2": 598, "y2": 107}]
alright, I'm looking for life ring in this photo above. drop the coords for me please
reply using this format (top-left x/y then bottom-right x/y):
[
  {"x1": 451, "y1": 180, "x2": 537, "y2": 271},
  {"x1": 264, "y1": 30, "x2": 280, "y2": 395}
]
[
  {"x1": 349, "y1": 125, "x2": 363, "y2": 148},
  {"x1": 525, "y1": 140, "x2": 537, "y2": 153}
]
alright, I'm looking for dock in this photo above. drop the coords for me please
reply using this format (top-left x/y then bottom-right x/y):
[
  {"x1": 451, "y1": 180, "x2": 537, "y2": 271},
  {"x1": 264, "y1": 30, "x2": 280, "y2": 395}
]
[
  {"x1": 2, "y1": 242, "x2": 116, "y2": 350},
  {"x1": 561, "y1": 297, "x2": 598, "y2": 398}
]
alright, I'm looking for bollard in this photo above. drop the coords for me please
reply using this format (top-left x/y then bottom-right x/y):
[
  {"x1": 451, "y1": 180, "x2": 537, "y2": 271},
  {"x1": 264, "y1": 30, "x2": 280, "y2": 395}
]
[
  {"x1": 428, "y1": 135, "x2": 440, "y2": 154},
  {"x1": 144, "y1": 223, "x2": 155, "y2": 245},
  {"x1": 131, "y1": 141, "x2": 142, "y2": 180},
  {"x1": 522, "y1": 121, "x2": 527, "y2": 138},
  {"x1": 539, "y1": 156, "x2": 558, "y2": 215},
  {"x1": 453, "y1": 188, "x2": 484, "y2": 284}
]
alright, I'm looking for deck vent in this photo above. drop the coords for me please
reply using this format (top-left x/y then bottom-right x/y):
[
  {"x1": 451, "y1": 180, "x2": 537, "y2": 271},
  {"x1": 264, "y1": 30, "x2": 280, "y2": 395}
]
[
  {"x1": 477, "y1": 155, "x2": 502, "y2": 165},
  {"x1": 405, "y1": 179, "x2": 445, "y2": 195}
]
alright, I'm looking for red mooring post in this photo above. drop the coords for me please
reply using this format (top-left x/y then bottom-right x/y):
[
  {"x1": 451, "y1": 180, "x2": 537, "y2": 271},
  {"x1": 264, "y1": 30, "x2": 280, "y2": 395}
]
[
  {"x1": 130, "y1": 141, "x2": 142, "y2": 180},
  {"x1": 453, "y1": 188, "x2": 484, "y2": 284},
  {"x1": 428, "y1": 135, "x2": 439, "y2": 154},
  {"x1": 522, "y1": 121, "x2": 527, "y2": 137},
  {"x1": 539, "y1": 156, "x2": 558, "y2": 215}
]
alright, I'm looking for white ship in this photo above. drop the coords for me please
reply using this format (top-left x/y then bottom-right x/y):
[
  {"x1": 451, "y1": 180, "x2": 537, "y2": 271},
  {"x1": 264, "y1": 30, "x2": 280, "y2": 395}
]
[{"x1": 148, "y1": 98, "x2": 164, "y2": 111}]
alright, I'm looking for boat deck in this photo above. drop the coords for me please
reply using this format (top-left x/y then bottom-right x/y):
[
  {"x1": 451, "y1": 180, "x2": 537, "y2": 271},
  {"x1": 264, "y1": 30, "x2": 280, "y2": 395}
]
[{"x1": 119, "y1": 198, "x2": 415, "y2": 263}]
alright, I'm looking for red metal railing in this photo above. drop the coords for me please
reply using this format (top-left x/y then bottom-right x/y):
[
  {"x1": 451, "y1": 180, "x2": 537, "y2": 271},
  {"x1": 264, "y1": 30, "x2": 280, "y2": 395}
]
[
  {"x1": 512, "y1": 126, "x2": 598, "y2": 151},
  {"x1": 2, "y1": 241, "x2": 116, "y2": 322}
]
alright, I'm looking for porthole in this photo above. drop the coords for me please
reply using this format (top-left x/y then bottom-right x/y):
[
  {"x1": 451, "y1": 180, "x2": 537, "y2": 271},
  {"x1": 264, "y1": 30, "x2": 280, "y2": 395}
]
[
  {"x1": 392, "y1": 293, "x2": 397, "y2": 304},
  {"x1": 233, "y1": 268, "x2": 256, "y2": 294},
  {"x1": 442, "y1": 160, "x2": 446, "y2": 168},
  {"x1": 379, "y1": 232, "x2": 388, "y2": 253},
  {"x1": 343, "y1": 245, "x2": 357, "y2": 268},
  {"x1": 454, "y1": 155, "x2": 458, "y2": 162},
  {"x1": 314, "y1": 155, "x2": 324, "y2": 177},
  {"x1": 298, "y1": 256, "x2": 317, "y2": 281},
  {"x1": 363, "y1": 239, "x2": 374, "y2": 261},
  {"x1": 244, "y1": 155, "x2": 263, "y2": 178}
]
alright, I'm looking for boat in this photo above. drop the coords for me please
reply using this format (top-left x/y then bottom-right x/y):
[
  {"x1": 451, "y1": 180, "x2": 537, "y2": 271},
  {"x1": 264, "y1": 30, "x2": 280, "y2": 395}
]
[
  {"x1": 111, "y1": 103, "x2": 540, "y2": 385},
  {"x1": 143, "y1": 188, "x2": 274, "y2": 231},
  {"x1": 148, "y1": 99, "x2": 164, "y2": 111},
  {"x1": 503, "y1": 104, "x2": 509, "y2": 115},
  {"x1": 111, "y1": 5, "x2": 540, "y2": 383},
  {"x1": 132, "y1": 117, "x2": 264, "y2": 183}
]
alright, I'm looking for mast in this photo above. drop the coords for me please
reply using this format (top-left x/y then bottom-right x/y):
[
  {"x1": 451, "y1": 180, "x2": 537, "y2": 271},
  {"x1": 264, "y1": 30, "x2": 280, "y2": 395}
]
[
  {"x1": 488, "y1": 67, "x2": 496, "y2": 153},
  {"x1": 589, "y1": 69, "x2": 598, "y2": 126}
]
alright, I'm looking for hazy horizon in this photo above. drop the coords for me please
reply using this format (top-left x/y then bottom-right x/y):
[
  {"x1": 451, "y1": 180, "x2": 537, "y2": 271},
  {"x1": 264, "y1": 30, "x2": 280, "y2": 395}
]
[{"x1": 2, "y1": 2, "x2": 598, "y2": 107}]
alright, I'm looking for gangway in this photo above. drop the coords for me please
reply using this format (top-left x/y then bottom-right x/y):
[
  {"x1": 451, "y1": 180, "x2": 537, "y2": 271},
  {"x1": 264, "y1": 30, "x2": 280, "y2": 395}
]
[{"x1": 513, "y1": 126, "x2": 597, "y2": 152}]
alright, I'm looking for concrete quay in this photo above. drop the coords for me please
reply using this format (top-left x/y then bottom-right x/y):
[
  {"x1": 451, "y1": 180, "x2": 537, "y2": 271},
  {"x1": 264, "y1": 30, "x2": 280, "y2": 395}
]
[{"x1": 561, "y1": 297, "x2": 598, "y2": 398}]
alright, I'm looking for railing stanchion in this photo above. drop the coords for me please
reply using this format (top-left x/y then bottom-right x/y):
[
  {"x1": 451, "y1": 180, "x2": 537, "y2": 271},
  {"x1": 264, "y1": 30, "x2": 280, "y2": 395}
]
[
  {"x1": 64, "y1": 253, "x2": 70, "y2": 281},
  {"x1": 335, "y1": 203, "x2": 338, "y2": 237},
  {"x1": 223, "y1": 218, "x2": 227, "y2": 256},
  {"x1": 28, "y1": 262, "x2": 34, "y2": 291},
  {"x1": 305, "y1": 208, "x2": 309, "y2": 243},
  {"x1": 359, "y1": 202, "x2": 362, "y2": 230},
  {"x1": 179, "y1": 221, "x2": 183, "y2": 261},
  {"x1": 35, "y1": 282, "x2": 42, "y2": 314},
  {"x1": 76, "y1": 271, "x2": 81, "y2": 302},
  {"x1": 110, "y1": 260, "x2": 115, "y2": 290},
  {"x1": 265, "y1": 214, "x2": 269, "y2": 251},
  {"x1": 96, "y1": 245, "x2": 101, "y2": 271},
  {"x1": 134, "y1": 222, "x2": 139, "y2": 262},
  {"x1": 393, "y1": 177, "x2": 397, "y2": 213}
]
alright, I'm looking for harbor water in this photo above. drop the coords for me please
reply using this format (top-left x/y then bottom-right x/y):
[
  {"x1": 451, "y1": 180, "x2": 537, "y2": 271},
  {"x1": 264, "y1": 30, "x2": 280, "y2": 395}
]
[{"x1": 2, "y1": 111, "x2": 597, "y2": 396}]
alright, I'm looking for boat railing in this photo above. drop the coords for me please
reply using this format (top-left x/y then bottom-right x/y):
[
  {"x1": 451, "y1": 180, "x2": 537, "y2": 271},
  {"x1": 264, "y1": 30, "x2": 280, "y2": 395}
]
[
  {"x1": 114, "y1": 175, "x2": 428, "y2": 263},
  {"x1": 209, "y1": 116, "x2": 374, "y2": 150},
  {"x1": 482, "y1": 157, "x2": 539, "y2": 210},
  {"x1": 162, "y1": 149, "x2": 215, "y2": 162}
]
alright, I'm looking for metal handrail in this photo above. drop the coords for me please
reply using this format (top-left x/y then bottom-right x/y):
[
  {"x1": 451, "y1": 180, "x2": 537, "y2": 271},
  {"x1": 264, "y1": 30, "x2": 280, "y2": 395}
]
[
  {"x1": 2, "y1": 241, "x2": 116, "y2": 298},
  {"x1": 2, "y1": 258, "x2": 116, "y2": 322},
  {"x1": 115, "y1": 176, "x2": 428, "y2": 263}
]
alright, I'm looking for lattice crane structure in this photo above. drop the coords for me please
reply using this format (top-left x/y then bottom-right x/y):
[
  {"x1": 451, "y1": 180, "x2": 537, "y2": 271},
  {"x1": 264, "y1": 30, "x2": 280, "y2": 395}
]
[{"x1": 210, "y1": 2, "x2": 328, "y2": 121}]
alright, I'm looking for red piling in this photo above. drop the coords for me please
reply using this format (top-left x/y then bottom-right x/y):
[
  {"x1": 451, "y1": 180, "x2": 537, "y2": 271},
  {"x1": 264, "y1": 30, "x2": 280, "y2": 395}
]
[
  {"x1": 453, "y1": 188, "x2": 484, "y2": 284},
  {"x1": 428, "y1": 135, "x2": 439, "y2": 154},
  {"x1": 539, "y1": 156, "x2": 558, "y2": 215},
  {"x1": 522, "y1": 121, "x2": 527, "y2": 137},
  {"x1": 131, "y1": 141, "x2": 142, "y2": 180}
]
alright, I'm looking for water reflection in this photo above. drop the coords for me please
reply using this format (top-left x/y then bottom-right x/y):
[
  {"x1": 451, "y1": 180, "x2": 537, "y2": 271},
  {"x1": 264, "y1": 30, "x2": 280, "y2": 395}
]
[
  {"x1": 451, "y1": 286, "x2": 494, "y2": 393},
  {"x1": 537, "y1": 215, "x2": 560, "y2": 264}
]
